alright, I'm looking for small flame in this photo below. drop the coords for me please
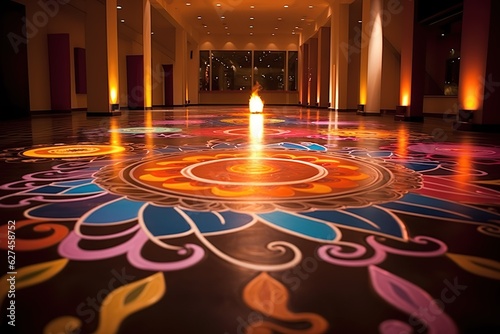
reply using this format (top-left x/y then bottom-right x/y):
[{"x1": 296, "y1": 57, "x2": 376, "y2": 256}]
[{"x1": 249, "y1": 82, "x2": 264, "y2": 113}]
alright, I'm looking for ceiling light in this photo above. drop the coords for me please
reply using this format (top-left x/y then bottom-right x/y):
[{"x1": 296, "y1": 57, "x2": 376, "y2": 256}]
[
  {"x1": 250, "y1": 17, "x2": 254, "y2": 20},
  {"x1": 249, "y1": 25, "x2": 253, "y2": 28},
  {"x1": 309, "y1": 5, "x2": 313, "y2": 9},
  {"x1": 225, "y1": 26, "x2": 228, "y2": 29},
  {"x1": 250, "y1": 5, "x2": 255, "y2": 9},
  {"x1": 227, "y1": 32, "x2": 230, "y2": 35},
  {"x1": 117, "y1": 5, "x2": 122, "y2": 9},
  {"x1": 221, "y1": 16, "x2": 225, "y2": 19},
  {"x1": 284, "y1": 5, "x2": 289, "y2": 8},
  {"x1": 120, "y1": 19, "x2": 125, "y2": 23},
  {"x1": 272, "y1": 33, "x2": 275, "y2": 36},
  {"x1": 186, "y1": 2, "x2": 191, "y2": 5},
  {"x1": 151, "y1": 31, "x2": 154, "y2": 35},
  {"x1": 216, "y1": 3, "x2": 221, "y2": 7},
  {"x1": 358, "y1": 20, "x2": 362, "y2": 23},
  {"x1": 250, "y1": 32, "x2": 253, "y2": 35},
  {"x1": 292, "y1": 31, "x2": 296, "y2": 34},
  {"x1": 275, "y1": 27, "x2": 278, "y2": 30},
  {"x1": 301, "y1": 18, "x2": 305, "y2": 21},
  {"x1": 197, "y1": 16, "x2": 202, "y2": 20},
  {"x1": 278, "y1": 17, "x2": 282, "y2": 20},
  {"x1": 207, "y1": 31, "x2": 211, "y2": 34}
]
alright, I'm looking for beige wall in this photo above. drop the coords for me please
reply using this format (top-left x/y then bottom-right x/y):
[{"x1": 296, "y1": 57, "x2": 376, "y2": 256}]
[{"x1": 21, "y1": 0, "x2": 86, "y2": 111}]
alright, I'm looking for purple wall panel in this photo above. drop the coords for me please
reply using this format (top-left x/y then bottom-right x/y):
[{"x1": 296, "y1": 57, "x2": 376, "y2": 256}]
[
  {"x1": 47, "y1": 33, "x2": 71, "y2": 111},
  {"x1": 74, "y1": 47, "x2": 87, "y2": 94},
  {"x1": 126, "y1": 55, "x2": 144, "y2": 109}
]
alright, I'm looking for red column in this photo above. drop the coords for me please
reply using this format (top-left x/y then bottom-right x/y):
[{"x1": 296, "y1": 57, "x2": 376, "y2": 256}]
[{"x1": 396, "y1": 0, "x2": 425, "y2": 122}]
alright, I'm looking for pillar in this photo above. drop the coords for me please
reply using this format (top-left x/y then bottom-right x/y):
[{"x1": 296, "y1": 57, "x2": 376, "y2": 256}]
[
  {"x1": 358, "y1": 0, "x2": 383, "y2": 115},
  {"x1": 143, "y1": 0, "x2": 152, "y2": 109},
  {"x1": 300, "y1": 43, "x2": 309, "y2": 106},
  {"x1": 329, "y1": 1, "x2": 350, "y2": 111},
  {"x1": 308, "y1": 38, "x2": 318, "y2": 107},
  {"x1": 318, "y1": 27, "x2": 330, "y2": 108},
  {"x1": 86, "y1": 0, "x2": 120, "y2": 115},
  {"x1": 457, "y1": 0, "x2": 500, "y2": 130},
  {"x1": 174, "y1": 27, "x2": 188, "y2": 106},
  {"x1": 395, "y1": 0, "x2": 425, "y2": 122}
]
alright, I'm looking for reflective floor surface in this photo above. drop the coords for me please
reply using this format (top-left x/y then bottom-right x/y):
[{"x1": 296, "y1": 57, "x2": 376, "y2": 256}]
[{"x1": 1, "y1": 106, "x2": 500, "y2": 333}]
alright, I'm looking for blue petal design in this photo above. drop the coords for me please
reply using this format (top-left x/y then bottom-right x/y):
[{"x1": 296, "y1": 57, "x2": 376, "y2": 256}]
[
  {"x1": 53, "y1": 179, "x2": 94, "y2": 187},
  {"x1": 368, "y1": 151, "x2": 393, "y2": 158},
  {"x1": 183, "y1": 210, "x2": 254, "y2": 234},
  {"x1": 26, "y1": 194, "x2": 121, "y2": 219},
  {"x1": 141, "y1": 205, "x2": 191, "y2": 237},
  {"x1": 63, "y1": 183, "x2": 103, "y2": 194},
  {"x1": 303, "y1": 207, "x2": 405, "y2": 239},
  {"x1": 84, "y1": 198, "x2": 145, "y2": 224},
  {"x1": 258, "y1": 211, "x2": 337, "y2": 241},
  {"x1": 381, "y1": 193, "x2": 500, "y2": 222},
  {"x1": 26, "y1": 185, "x2": 69, "y2": 194},
  {"x1": 212, "y1": 143, "x2": 236, "y2": 150},
  {"x1": 398, "y1": 161, "x2": 439, "y2": 172},
  {"x1": 267, "y1": 142, "x2": 309, "y2": 151},
  {"x1": 300, "y1": 142, "x2": 327, "y2": 151}
]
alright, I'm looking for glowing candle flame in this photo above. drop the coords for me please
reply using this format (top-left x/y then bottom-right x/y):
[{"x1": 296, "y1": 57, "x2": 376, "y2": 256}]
[
  {"x1": 249, "y1": 82, "x2": 264, "y2": 113},
  {"x1": 249, "y1": 92, "x2": 264, "y2": 113}
]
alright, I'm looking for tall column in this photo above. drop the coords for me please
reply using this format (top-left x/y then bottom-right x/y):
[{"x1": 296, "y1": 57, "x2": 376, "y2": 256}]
[
  {"x1": 457, "y1": 0, "x2": 500, "y2": 130},
  {"x1": 308, "y1": 38, "x2": 318, "y2": 106},
  {"x1": 86, "y1": 0, "x2": 120, "y2": 116},
  {"x1": 174, "y1": 27, "x2": 187, "y2": 106},
  {"x1": 318, "y1": 27, "x2": 330, "y2": 108},
  {"x1": 329, "y1": 1, "x2": 350, "y2": 111},
  {"x1": 358, "y1": 0, "x2": 383, "y2": 115},
  {"x1": 395, "y1": 0, "x2": 425, "y2": 122},
  {"x1": 143, "y1": 0, "x2": 152, "y2": 109},
  {"x1": 300, "y1": 43, "x2": 309, "y2": 106}
]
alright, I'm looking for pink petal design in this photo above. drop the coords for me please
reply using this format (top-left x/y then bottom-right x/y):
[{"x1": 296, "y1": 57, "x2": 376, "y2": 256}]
[
  {"x1": 379, "y1": 320, "x2": 412, "y2": 334},
  {"x1": 59, "y1": 230, "x2": 204, "y2": 271},
  {"x1": 369, "y1": 266, "x2": 458, "y2": 334}
]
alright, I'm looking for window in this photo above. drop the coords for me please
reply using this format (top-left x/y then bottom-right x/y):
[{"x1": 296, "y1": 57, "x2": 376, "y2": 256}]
[
  {"x1": 211, "y1": 51, "x2": 252, "y2": 91},
  {"x1": 287, "y1": 51, "x2": 298, "y2": 91},
  {"x1": 200, "y1": 50, "x2": 298, "y2": 91},
  {"x1": 253, "y1": 51, "x2": 285, "y2": 90},
  {"x1": 199, "y1": 51, "x2": 210, "y2": 91}
]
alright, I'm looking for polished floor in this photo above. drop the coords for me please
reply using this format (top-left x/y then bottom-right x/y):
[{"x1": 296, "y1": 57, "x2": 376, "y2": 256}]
[{"x1": 1, "y1": 106, "x2": 500, "y2": 334}]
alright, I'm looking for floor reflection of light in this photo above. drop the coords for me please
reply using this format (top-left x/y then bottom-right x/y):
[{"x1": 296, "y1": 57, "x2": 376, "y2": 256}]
[
  {"x1": 109, "y1": 117, "x2": 122, "y2": 172},
  {"x1": 145, "y1": 111, "x2": 153, "y2": 150},
  {"x1": 249, "y1": 113, "x2": 264, "y2": 157},
  {"x1": 327, "y1": 110, "x2": 338, "y2": 147},
  {"x1": 396, "y1": 125, "x2": 408, "y2": 156},
  {"x1": 455, "y1": 141, "x2": 473, "y2": 188}
]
